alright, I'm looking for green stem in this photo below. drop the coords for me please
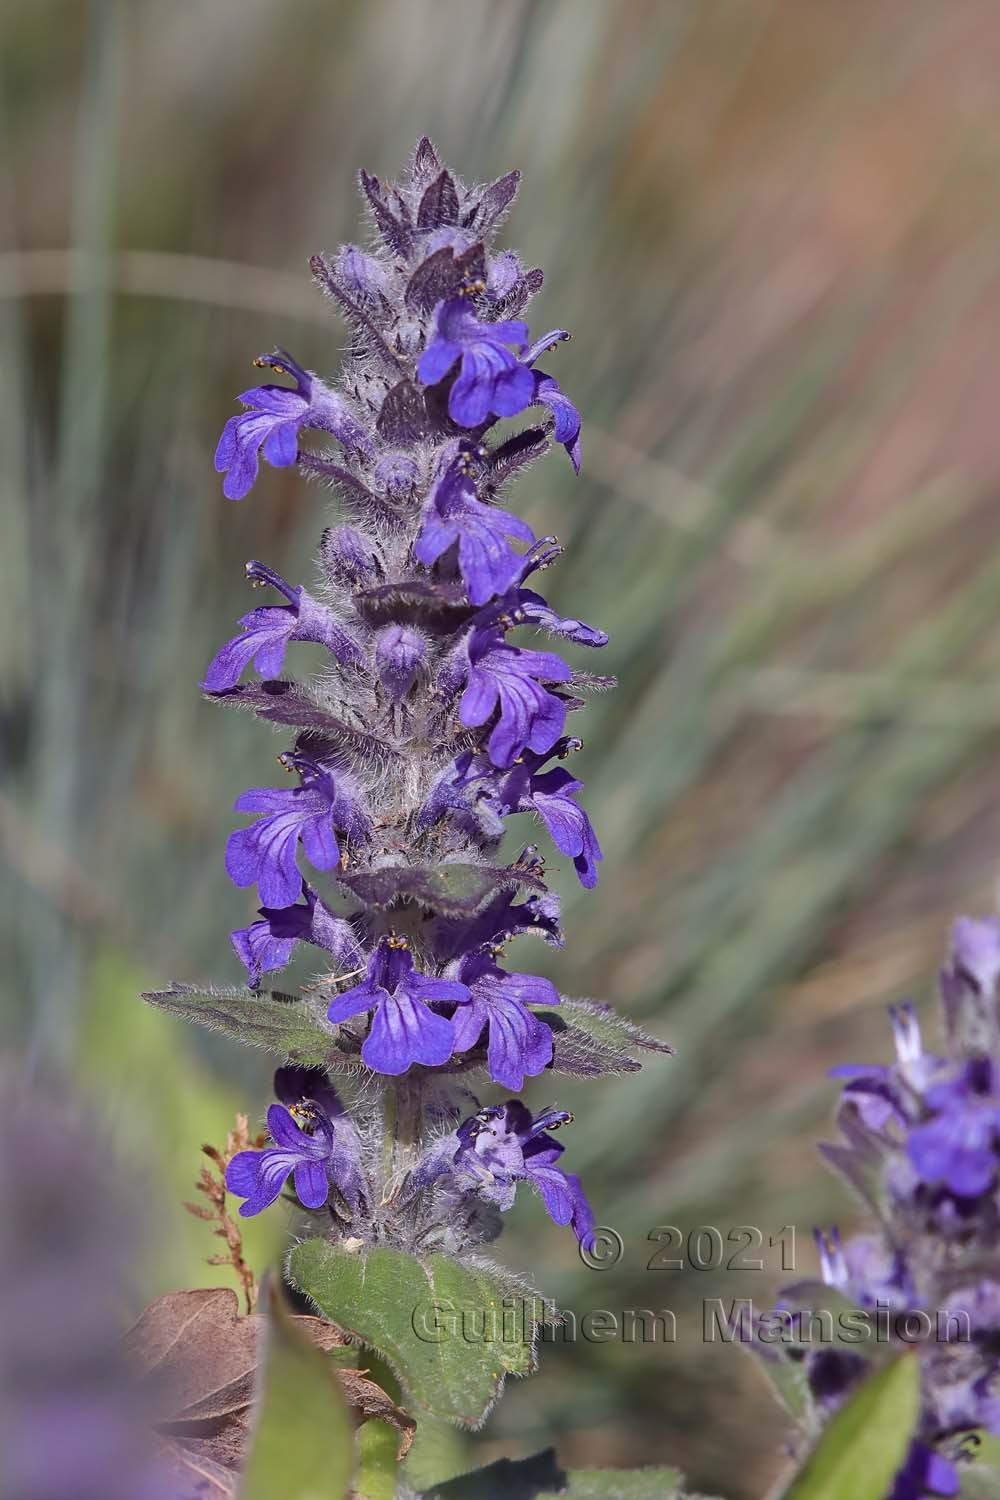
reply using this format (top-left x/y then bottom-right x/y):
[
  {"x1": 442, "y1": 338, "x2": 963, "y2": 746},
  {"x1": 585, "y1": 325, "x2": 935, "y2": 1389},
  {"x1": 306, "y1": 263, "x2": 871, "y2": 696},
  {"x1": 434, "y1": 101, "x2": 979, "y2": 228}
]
[
  {"x1": 381, "y1": 1081, "x2": 399, "y2": 1191},
  {"x1": 355, "y1": 1420, "x2": 398, "y2": 1500},
  {"x1": 382, "y1": 1075, "x2": 425, "y2": 1193}
]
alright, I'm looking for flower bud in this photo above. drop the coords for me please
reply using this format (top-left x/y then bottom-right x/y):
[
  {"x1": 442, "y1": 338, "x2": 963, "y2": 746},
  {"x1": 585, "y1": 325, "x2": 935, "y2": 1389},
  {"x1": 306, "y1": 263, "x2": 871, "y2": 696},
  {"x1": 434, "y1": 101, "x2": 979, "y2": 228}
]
[{"x1": 376, "y1": 625, "x2": 425, "y2": 701}]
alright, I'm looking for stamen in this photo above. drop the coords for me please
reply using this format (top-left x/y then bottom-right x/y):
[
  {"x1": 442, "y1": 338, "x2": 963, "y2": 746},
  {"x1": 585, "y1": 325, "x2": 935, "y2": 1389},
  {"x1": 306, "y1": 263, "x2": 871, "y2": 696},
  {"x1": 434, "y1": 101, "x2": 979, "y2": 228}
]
[{"x1": 245, "y1": 560, "x2": 298, "y2": 604}]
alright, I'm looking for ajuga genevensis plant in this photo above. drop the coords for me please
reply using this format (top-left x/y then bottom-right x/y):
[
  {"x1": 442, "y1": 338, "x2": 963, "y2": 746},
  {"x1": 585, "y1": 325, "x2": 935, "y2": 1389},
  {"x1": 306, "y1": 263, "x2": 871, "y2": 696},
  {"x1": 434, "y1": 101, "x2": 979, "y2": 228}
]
[{"x1": 147, "y1": 138, "x2": 672, "y2": 1494}]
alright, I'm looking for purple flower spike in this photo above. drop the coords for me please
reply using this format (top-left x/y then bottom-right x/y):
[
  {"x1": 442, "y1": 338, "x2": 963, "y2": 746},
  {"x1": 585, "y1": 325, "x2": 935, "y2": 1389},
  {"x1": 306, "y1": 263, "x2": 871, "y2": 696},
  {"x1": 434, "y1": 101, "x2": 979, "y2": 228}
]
[
  {"x1": 203, "y1": 560, "x2": 362, "y2": 690},
  {"x1": 226, "y1": 755, "x2": 363, "y2": 909},
  {"x1": 417, "y1": 298, "x2": 534, "y2": 428},
  {"x1": 415, "y1": 452, "x2": 535, "y2": 605},
  {"x1": 451, "y1": 953, "x2": 559, "y2": 1089},
  {"x1": 460, "y1": 628, "x2": 571, "y2": 769},
  {"x1": 456, "y1": 1100, "x2": 595, "y2": 1248},
  {"x1": 326, "y1": 938, "x2": 470, "y2": 1075},
  {"x1": 225, "y1": 1065, "x2": 364, "y2": 1216},
  {"x1": 215, "y1": 349, "x2": 371, "y2": 500}
]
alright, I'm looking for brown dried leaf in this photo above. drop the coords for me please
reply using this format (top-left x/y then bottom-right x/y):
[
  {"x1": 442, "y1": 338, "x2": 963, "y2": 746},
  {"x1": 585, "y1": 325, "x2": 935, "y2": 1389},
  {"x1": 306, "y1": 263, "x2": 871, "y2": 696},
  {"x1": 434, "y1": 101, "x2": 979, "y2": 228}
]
[
  {"x1": 339, "y1": 1368, "x2": 416, "y2": 1459},
  {"x1": 126, "y1": 1286, "x2": 414, "y2": 1492}
]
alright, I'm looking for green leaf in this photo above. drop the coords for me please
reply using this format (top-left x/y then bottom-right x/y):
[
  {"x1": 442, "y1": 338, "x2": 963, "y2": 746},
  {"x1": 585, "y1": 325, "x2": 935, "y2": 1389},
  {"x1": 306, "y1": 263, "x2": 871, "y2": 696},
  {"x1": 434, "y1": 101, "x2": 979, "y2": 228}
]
[
  {"x1": 418, "y1": 1448, "x2": 689, "y2": 1498},
  {"x1": 288, "y1": 1239, "x2": 551, "y2": 1427},
  {"x1": 536, "y1": 998, "x2": 673, "y2": 1077},
  {"x1": 239, "y1": 1283, "x2": 353, "y2": 1500},
  {"x1": 142, "y1": 983, "x2": 359, "y2": 1068},
  {"x1": 779, "y1": 1354, "x2": 920, "y2": 1500}
]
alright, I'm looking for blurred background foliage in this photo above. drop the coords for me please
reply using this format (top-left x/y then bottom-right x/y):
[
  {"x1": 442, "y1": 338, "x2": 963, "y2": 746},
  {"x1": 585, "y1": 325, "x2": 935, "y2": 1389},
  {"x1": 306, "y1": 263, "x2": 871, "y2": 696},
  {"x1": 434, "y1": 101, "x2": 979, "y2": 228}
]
[{"x1": 4, "y1": 0, "x2": 1000, "y2": 1494}]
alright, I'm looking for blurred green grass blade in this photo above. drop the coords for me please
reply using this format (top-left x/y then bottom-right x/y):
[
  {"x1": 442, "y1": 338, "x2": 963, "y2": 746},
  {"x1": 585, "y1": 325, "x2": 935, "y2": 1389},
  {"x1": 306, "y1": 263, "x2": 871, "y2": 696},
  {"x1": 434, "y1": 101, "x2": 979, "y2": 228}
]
[
  {"x1": 30, "y1": 0, "x2": 123, "y2": 1061},
  {"x1": 775, "y1": 1355, "x2": 918, "y2": 1500},
  {"x1": 239, "y1": 1282, "x2": 354, "y2": 1500}
]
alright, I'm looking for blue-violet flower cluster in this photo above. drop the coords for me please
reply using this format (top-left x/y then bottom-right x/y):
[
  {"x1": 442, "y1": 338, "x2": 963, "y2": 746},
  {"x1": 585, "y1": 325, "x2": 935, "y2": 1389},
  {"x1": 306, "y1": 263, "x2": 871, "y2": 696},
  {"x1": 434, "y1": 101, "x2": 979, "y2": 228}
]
[
  {"x1": 200, "y1": 144, "x2": 664, "y2": 1259},
  {"x1": 759, "y1": 914, "x2": 1000, "y2": 1498}
]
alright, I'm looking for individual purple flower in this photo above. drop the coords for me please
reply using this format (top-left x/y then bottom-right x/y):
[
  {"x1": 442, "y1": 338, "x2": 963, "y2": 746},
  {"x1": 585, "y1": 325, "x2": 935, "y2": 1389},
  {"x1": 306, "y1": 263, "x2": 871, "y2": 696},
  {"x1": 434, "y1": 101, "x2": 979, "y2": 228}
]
[
  {"x1": 887, "y1": 1442, "x2": 960, "y2": 1500},
  {"x1": 516, "y1": 328, "x2": 582, "y2": 471},
  {"x1": 225, "y1": 1065, "x2": 364, "y2": 1216},
  {"x1": 415, "y1": 452, "x2": 534, "y2": 605},
  {"x1": 460, "y1": 627, "x2": 571, "y2": 769},
  {"x1": 226, "y1": 754, "x2": 366, "y2": 909},
  {"x1": 215, "y1": 349, "x2": 371, "y2": 500},
  {"x1": 430, "y1": 885, "x2": 564, "y2": 967},
  {"x1": 231, "y1": 881, "x2": 363, "y2": 987},
  {"x1": 432, "y1": 740, "x2": 602, "y2": 888},
  {"x1": 417, "y1": 298, "x2": 534, "y2": 427},
  {"x1": 513, "y1": 586, "x2": 608, "y2": 647},
  {"x1": 455, "y1": 1100, "x2": 595, "y2": 1248},
  {"x1": 450, "y1": 952, "x2": 559, "y2": 1089},
  {"x1": 203, "y1": 561, "x2": 362, "y2": 691},
  {"x1": 497, "y1": 743, "x2": 602, "y2": 888},
  {"x1": 829, "y1": 1003, "x2": 943, "y2": 1133},
  {"x1": 813, "y1": 1227, "x2": 913, "y2": 1311},
  {"x1": 532, "y1": 371, "x2": 581, "y2": 471},
  {"x1": 325, "y1": 938, "x2": 469, "y2": 1075},
  {"x1": 906, "y1": 1058, "x2": 1000, "y2": 1198}
]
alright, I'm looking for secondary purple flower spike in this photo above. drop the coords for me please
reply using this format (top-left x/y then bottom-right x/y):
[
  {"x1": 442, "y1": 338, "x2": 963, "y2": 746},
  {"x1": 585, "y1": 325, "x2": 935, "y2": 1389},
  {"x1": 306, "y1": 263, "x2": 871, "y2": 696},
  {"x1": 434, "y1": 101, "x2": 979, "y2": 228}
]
[
  {"x1": 415, "y1": 450, "x2": 535, "y2": 605},
  {"x1": 204, "y1": 561, "x2": 362, "y2": 690},
  {"x1": 460, "y1": 628, "x2": 571, "y2": 769},
  {"x1": 455, "y1": 1100, "x2": 595, "y2": 1248},
  {"x1": 226, "y1": 1066, "x2": 364, "y2": 1215},
  {"x1": 326, "y1": 938, "x2": 469, "y2": 1075},
  {"x1": 215, "y1": 350, "x2": 371, "y2": 500},
  {"x1": 226, "y1": 754, "x2": 365, "y2": 909},
  {"x1": 451, "y1": 953, "x2": 559, "y2": 1089},
  {"x1": 757, "y1": 906, "x2": 1000, "y2": 1493},
  {"x1": 417, "y1": 298, "x2": 534, "y2": 427}
]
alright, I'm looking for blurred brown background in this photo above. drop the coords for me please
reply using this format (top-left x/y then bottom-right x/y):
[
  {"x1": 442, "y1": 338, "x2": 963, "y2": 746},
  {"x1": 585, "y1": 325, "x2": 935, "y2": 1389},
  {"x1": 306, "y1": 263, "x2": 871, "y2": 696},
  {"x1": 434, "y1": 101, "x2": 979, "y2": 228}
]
[{"x1": 4, "y1": 2, "x2": 1000, "y2": 1494}]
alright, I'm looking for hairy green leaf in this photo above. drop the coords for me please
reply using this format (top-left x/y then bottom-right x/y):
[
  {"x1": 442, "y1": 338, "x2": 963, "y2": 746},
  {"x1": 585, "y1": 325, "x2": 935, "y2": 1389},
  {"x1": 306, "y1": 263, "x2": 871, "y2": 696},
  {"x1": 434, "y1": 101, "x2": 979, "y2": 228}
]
[
  {"x1": 288, "y1": 1239, "x2": 551, "y2": 1427},
  {"x1": 142, "y1": 984, "x2": 359, "y2": 1068},
  {"x1": 537, "y1": 998, "x2": 673, "y2": 1077}
]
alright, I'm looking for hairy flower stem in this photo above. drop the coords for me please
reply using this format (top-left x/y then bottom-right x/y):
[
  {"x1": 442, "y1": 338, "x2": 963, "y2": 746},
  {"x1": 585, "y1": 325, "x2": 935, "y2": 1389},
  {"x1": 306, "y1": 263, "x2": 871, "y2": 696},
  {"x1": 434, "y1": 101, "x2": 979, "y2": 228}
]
[{"x1": 382, "y1": 1077, "x2": 424, "y2": 1195}]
